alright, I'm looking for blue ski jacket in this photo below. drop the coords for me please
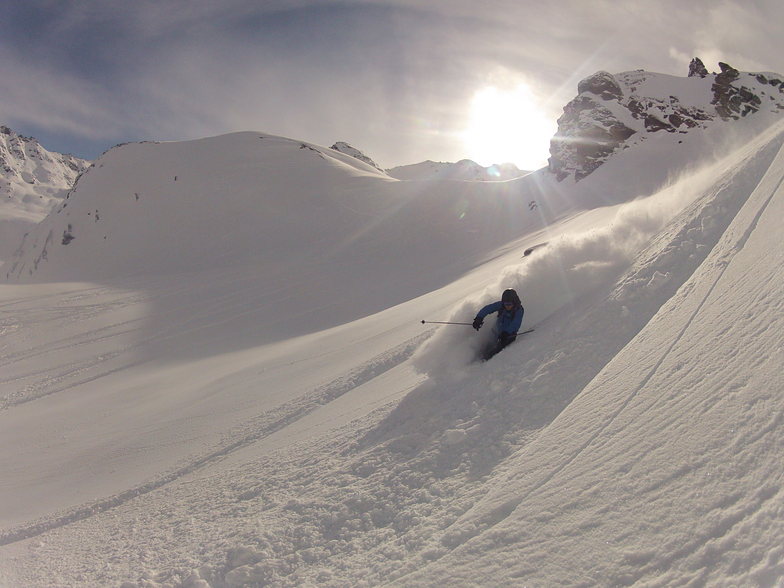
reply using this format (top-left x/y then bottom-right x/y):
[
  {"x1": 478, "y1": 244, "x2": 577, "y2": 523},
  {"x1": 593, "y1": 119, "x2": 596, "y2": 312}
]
[{"x1": 476, "y1": 301, "x2": 524, "y2": 336}]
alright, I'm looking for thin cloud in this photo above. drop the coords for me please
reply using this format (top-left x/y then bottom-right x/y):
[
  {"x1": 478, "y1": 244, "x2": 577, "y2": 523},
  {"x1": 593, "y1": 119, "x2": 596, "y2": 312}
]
[
  {"x1": 0, "y1": 48, "x2": 122, "y2": 139},
  {"x1": 1, "y1": 0, "x2": 782, "y2": 165}
]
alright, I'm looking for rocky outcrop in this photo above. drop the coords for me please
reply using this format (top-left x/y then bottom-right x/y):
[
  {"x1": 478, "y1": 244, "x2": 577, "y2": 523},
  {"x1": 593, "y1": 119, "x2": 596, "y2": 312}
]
[
  {"x1": 712, "y1": 62, "x2": 761, "y2": 119},
  {"x1": 577, "y1": 71, "x2": 624, "y2": 100},
  {"x1": 688, "y1": 57, "x2": 709, "y2": 78},
  {"x1": 548, "y1": 91, "x2": 636, "y2": 181},
  {"x1": 330, "y1": 142, "x2": 385, "y2": 172},
  {"x1": 548, "y1": 60, "x2": 784, "y2": 182}
]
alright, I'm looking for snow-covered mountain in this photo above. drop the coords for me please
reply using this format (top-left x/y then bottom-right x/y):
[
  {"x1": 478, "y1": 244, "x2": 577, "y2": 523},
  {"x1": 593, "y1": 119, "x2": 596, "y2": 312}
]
[
  {"x1": 388, "y1": 159, "x2": 526, "y2": 181},
  {"x1": 0, "y1": 125, "x2": 89, "y2": 263},
  {"x1": 329, "y1": 141, "x2": 527, "y2": 181},
  {"x1": 1, "y1": 132, "x2": 555, "y2": 285},
  {"x1": 549, "y1": 58, "x2": 784, "y2": 181},
  {"x1": 1, "y1": 62, "x2": 784, "y2": 588}
]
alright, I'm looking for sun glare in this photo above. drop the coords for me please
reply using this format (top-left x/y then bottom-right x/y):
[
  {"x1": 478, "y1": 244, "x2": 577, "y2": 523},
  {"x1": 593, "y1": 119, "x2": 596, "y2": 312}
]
[{"x1": 462, "y1": 83, "x2": 556, "y2": 171}]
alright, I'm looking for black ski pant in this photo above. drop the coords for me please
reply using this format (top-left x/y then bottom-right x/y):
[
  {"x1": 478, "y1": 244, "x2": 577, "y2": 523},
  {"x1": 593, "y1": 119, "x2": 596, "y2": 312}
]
[{"x1": 482, "y1": 334, "x2": 516, "y2": 361}]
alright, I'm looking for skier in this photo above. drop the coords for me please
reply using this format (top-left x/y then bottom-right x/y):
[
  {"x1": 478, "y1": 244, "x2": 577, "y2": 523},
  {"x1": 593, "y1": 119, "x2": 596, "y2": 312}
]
[{"x1": 472, "y1": 288, "x2": 524, "y2": 360}]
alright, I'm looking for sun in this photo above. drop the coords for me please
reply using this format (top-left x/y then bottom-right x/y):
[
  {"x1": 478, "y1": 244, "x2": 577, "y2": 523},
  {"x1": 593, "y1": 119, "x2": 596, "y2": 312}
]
[{"x1": 461, "y1": 83, "x2": 556, "y2": 171}]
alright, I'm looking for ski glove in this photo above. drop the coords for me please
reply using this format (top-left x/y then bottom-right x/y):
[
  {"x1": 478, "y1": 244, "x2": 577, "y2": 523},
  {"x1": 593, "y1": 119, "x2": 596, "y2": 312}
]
[{"x1": 472, "y1": 317, "x2": 483, "y2": 330}]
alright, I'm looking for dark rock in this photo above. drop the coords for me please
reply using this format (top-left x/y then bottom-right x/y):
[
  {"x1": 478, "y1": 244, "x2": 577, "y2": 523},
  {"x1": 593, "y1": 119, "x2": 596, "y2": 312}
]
[
  {"x1": 548, "y1": 94, "x2": 635, "y2": 181},
  {"x1": 718, "y1": 62, "x2": 740, "y2": 78},
  {"x1": 330, "y1": 141, "x2": 384, "y2": 172},
  {"x1": 548, "y1": 62, "x2": 781, "y2": 182},
  {"x1": 711, "y1": 62, "x2": 761, "y2": 119},
  {"x1": 577, "y1": 71, "x2": 624, "y2": 100},
  {"x1": 688, "y1": 57, "x2": 709, "y2": 78},
  {"x1": 644, "y1": 115, "x2": 673, "y2": 132}
]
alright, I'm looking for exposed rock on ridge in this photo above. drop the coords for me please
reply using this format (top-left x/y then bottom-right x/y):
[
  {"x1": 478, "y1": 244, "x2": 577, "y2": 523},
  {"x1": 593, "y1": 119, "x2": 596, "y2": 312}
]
[
  {"x1": 577, "y1": 70, "x2": 624, "y2": 100},
  {"x1": 330, "y1": 142, "x2": 386, "y2": 172},
  {"x1": 688, "y1": 57, "x2": 709, "y2": 78},
  {"x1": 548, "y1": 60, "x2": 784, "y2": 181}
]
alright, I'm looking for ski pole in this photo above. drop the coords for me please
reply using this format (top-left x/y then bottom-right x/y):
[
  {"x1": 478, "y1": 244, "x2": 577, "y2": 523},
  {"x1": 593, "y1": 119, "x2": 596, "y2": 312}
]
[{"x1": 420, "y1": 322, "x2": 535, "y2": 335}]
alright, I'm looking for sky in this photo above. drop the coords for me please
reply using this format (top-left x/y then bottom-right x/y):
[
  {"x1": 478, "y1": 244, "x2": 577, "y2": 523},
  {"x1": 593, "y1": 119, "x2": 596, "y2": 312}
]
[{"x1": 2, "y1": 0, "x2": 783, "y2": 170}]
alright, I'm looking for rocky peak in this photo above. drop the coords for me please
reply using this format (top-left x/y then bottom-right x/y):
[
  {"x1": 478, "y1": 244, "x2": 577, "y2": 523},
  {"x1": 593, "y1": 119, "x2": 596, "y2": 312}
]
[
  {"x1": 1, "y1": 125, "x2": 89, "y2": 216},
  {"x1": 688, "y1": 57, "x2": 709, "y2": 78},
  {"x1": 548, "y1": 59, "x2": 784, "y2": 182},
  {"x1": 1, "y1": 125, "x2": 88, "y2": 187},
  {"x1": 548, "y1": 92, "x2": 636, "y2": 181}
]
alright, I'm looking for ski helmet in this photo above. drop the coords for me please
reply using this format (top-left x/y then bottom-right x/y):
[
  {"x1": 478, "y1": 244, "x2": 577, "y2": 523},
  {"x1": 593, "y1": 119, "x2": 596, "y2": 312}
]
[{"x1": 501, "y1": 288, "x2": 520, "y2": 306}]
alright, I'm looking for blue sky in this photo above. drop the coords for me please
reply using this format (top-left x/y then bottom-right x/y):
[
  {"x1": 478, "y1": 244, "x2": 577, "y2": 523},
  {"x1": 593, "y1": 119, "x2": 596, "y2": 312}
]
[{"x1": 2, "y1": 0, "x2": 783, "y2": 169}]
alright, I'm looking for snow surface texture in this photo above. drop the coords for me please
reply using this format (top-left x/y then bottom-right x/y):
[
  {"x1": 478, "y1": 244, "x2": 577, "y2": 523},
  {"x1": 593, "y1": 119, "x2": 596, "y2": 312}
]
[{"x1": 1, "y1": 93, "x2": 784, "y2": 586}]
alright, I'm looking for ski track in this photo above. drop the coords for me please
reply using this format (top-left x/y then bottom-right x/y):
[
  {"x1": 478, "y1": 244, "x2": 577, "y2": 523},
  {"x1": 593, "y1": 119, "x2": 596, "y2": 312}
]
[
  {"x1": 0, "y1": 285, "x2": 149, "y2": 407},
  {"x1": 0, "y1": 323, "x2": 145, "y2": 409},
  {"x1": 2, "y1": 356, "x2": 134, "y2": 410},
  {"x1": 0, "y1": 331, "x2": 430, "y2": 547},
  {"x1": 0, "y1": 274, "x2": 303, "y2": 409}
]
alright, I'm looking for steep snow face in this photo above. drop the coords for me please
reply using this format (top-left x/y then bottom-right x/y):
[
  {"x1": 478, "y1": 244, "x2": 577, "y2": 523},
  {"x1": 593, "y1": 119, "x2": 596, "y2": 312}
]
[
  {"x1": 0, "y1": 125, "x2": 89, "y2": 263},
  {"x1": 549, "y1": 61, "x2": 784, "y2": 181},
  {"x1": 395, "y1": 119, "x2": 784, "y2": 588},
  {"x1": 415, "y1": 118, "x2": 784, "y2": 383}
]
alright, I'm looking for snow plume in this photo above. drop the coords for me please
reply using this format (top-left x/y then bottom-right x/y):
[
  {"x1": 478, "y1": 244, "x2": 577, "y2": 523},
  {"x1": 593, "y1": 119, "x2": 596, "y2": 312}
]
[{"x1": 413, "y1": 171, "x2": 715, "y2": 380}]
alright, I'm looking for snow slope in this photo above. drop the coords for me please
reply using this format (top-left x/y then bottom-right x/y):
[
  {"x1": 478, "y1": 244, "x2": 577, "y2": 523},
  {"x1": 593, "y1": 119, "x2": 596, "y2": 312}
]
[
  {"x1": 3, "y1": 132, "x2": 554, "y2": 286},
  {"x1": 0, "y1": 116, "x2": 783, "y2": 587},
  {"x1": 398, "y1": 120, "x2": 784, "y2": 588}
]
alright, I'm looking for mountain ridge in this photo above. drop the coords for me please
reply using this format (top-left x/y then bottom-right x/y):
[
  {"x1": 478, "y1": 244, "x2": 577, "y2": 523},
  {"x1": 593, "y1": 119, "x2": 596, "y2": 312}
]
[
  {"x1": 548, "y1": 59, "x2": 784, "y2": 181},
  {"x1": 1, "y1": 131, "x2": 557, "y2": 285},
  {"x1": 0, "y1": 125, "x2": 90, "y2": 264}
]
